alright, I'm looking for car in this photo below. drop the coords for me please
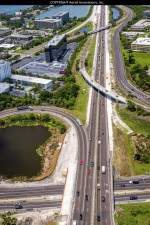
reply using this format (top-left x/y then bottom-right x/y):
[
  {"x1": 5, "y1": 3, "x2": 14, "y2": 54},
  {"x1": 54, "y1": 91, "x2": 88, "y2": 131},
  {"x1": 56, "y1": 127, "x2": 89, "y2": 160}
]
[
  {"x1": 87, "y1": 169, "x2": 90, "y2": 174},
  {"x1": 133, "y1": 180, "x2": 139, "y2": 184},
  {"x1": 131, "y1": 88, "x2": 134, "y2": 91},
  {"x1": 102, "y1": 132, "x2": 104, "y2": 135},
  {"x1": 128, "y1": 91, "x2": 131, "y2": 93},
  {"x1": 88, "y1": 151, "x2": 91, "y2": 156},
  {"x1": 98, "y1": 140, "x2": 101, "y2": 144},
  {"x1": 134, "y1": 96, "x2": 137, "y2": 98},
  {"x1": 77, "y1": 191, "x2": 79, "y2": 197},
  {"x1": 85, "y1": 195, "x2": 88, "y2": 201},
  {"x1": 97, "y1": 215, "x2": 100, "y2": 221},
  {"x1": 80, "y1": 160, "x2": 82, "y2": 165},
  {"x1": 97, "y1": 166, "x2": 100, "y2": 170},
  {"x1": 80, "y1": 214, "x2": 82, "y2": 220},
  {"x1": 97, "y1": 183, "x2": 100, "y2": 190},
  {"x1": 116, "y1": 95, "x2": 118, "y2": 97},
  {"x1": 102, "y1": 196, "x2": 105, "y2": 202},
  {"x1": 130, "y1": 196, "x2": 137, "y2": 200},
  {"x1": 129, "y1": 180, "x2": 133, "y2": 184},
  {"x1": 120, "y1": 184, "x2": 125, "y2": 187},
  {"x1": 105, "y1": 89, "x2": 108, "y2": 92},
  {"x1": 91, "y1": 162, "x2": 94, "y2": 167},
  {"x1": 90, "y1": 137, "x2": 92, "y2": 141},
  {"x1": 14, "y1": 202, "x2": 22, "y2": 209},
  {"x1": 41, "y1": 109, "x2": 45, "y2": 111}
]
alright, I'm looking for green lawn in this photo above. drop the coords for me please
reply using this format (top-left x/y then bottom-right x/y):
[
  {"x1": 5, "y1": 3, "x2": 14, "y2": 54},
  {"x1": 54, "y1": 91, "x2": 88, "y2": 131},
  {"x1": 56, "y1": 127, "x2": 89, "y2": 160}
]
[
  {"x1": 86, "y1": 35, "x2": 96, "y2": 75},
  {"x1": 117, "y1": 107, "x2": 150, "y2": 136},
  {"x1": 115, "y1": 202, "x2": 150, "y2": 225}
]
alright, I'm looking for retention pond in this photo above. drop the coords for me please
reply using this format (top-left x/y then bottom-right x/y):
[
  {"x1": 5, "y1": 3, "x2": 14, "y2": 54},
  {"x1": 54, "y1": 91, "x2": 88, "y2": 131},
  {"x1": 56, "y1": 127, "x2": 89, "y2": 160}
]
[{"x1": 0, "y1": 126, "x2": 51, "y2": 178}]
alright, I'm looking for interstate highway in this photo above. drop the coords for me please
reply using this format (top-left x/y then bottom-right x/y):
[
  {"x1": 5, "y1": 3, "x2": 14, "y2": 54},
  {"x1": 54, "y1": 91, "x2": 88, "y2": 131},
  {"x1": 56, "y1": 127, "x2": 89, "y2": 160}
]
[
  {"x1": 113, "y1": 6, "x2": 150, "y2": 106},
  {"x1": 115, "y1": 192, "x2": 150, "y2": 204}
]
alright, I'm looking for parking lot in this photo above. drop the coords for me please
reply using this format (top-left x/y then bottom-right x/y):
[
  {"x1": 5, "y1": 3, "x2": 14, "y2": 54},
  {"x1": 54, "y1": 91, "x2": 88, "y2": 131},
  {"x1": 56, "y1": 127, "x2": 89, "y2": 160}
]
[{"x1": 12, "y1": 42, "x2": 78, "y2": 78}]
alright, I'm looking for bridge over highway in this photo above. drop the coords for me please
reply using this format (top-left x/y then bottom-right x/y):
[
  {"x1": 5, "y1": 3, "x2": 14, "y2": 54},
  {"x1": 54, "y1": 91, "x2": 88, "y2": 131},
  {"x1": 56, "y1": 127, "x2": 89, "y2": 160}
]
[
  {"x1": 80, "y1": 67, "x2": 127, "y2": 104},
  {"x1": 87, "y1": 23, "x2": 112, "y2": 35}
]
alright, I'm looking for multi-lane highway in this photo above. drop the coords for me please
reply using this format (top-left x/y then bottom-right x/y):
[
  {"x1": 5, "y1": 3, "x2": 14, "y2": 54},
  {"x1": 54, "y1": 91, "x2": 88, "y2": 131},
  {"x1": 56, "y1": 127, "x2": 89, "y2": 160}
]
[{"x1": 113, "y1": 6, "x2": 150, "y2": 106}]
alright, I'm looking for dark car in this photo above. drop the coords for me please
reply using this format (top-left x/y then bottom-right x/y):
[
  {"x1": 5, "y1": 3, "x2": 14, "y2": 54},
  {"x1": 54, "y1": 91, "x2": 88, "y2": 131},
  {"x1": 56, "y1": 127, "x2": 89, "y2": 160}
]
[
  {"x1": 133, "y1": 180, "x2": 139, "y2": 184},
  {"x1": 97, "y1": 166, "x2": 100, "y2": 170},
  {"x1": 102, "y1": 196, "x2": 105, "y2": 202},
  {"x1": 120, "y1": 184, "x2": 126, "y2": 187},
  {"x1": 97, "y1": 215, "x2": 100, "y2": 221},
  {"x1": 80, "y1": 214, "x2": 82, "y2": 220},
  {"x1": 131, "y1": 88, "x2": 134, "y2": 91},
  {"x1": 90, "y1": 137, "x2": 92, "y2": 141},
  {"x1": 102, "y1": 132, "x2": 104, "y2": 135},
  {"x1": 85, "y1": 195, "x2": 88, "y2": 201},
  {"x1": 88, "y1": 151, "x2": 91, "y2": 156},
  {"x1": 91, "y1": 162, "x2": 94, "y2": 167},
  {"x1": 77, "y1": 191, "x2": 79, "y2": 197},
  {"x1": 130, "y1": 196, "x2": 137, "y2": 200}
]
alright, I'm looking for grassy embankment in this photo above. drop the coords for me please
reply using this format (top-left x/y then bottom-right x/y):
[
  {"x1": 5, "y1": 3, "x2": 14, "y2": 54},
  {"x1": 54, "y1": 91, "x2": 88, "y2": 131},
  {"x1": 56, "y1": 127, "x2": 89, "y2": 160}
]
[
  {"x1": 115, "y1": 202, "x2": 150, "y2": 225},
  {"x1": 68, "y1": 21, "x2": 92, "y2": 37},
  {"x1": 113, "y1": 105, "x2": 150, "y2": 177},
  {"x1": 85, "y1": 35, "x2": 96, "y2": 75}
]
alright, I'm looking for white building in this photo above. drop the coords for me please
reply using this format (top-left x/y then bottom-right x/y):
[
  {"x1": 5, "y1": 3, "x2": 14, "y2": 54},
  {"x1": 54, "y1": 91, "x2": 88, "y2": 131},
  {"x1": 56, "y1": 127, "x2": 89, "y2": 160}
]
[
  {"x1": 131, "y1": 19, "x2": 150, "y2": 30},
  {"x1": 143, "y1": 10, "x2": 150, "y2": 18},
  {"x1": 0, "y1": 60, "x2": 11, "y2": 82},
  {"x1": 131, "y1": 37, "x2": 150, "y2": 51},
  {"x1": 15, "y1": 12, "x2": 22, "y2": 17},
  {"x1": 0, "y1": 82, "x2": 10, "y2": 94},
  {"x1": 11, "y1": 75, "x2": 52, "y2": 89},
  {"x1": 0, "y1": 44, "x2": 15, "y2": 49}
]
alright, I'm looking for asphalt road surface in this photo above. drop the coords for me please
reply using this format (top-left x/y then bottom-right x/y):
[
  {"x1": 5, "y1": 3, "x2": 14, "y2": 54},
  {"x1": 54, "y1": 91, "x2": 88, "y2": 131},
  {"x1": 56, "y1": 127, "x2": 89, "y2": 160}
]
[{"x1": 113, "y1": 6, "x2": 150, "y2": 107}]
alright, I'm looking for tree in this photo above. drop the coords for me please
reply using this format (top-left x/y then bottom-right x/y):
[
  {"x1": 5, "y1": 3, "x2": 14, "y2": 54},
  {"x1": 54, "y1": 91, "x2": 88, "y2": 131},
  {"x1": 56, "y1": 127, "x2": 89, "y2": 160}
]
[
  {"x1": 1, "y1": 211, "x2": 17, "y2": 225},
  {"x1": 127, "y1": 101, "x2": 136, "y2": 112}
]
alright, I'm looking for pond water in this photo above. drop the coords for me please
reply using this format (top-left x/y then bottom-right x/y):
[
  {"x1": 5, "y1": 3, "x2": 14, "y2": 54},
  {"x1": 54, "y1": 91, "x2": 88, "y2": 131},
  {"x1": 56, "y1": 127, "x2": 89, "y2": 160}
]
[
  {"x1": 79, "y1": 26, "x2": 89, "y2": 33},
  {"x1": 111, "y1": 7, "x2": 120, "y2": 20},
  {"x1": 0, "y1": 126, "x2": 51, "y2": 178}
]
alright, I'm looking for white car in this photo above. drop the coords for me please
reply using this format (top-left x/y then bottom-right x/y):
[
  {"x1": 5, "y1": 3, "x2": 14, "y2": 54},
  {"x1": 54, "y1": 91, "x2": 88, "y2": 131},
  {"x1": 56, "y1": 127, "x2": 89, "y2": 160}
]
[
  {"x1": 98, "y1": 140, "x2": 101, "y2": 144},
  {"x1": 97, "y1": 183, "x2": 100, "y2": 190},
  {"x1": 129, "y1": 180, "x2": 133, "y2": 184}
]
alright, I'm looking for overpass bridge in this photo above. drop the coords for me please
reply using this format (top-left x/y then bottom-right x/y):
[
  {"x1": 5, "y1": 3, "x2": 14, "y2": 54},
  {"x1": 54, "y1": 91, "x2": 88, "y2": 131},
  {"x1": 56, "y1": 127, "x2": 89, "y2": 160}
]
[
  {"x1": 87, "y1": 23, "x2": 112, "y2": 35},
  {"x1": 80, "y1": 67, "x2": 127, "y2": 104}
]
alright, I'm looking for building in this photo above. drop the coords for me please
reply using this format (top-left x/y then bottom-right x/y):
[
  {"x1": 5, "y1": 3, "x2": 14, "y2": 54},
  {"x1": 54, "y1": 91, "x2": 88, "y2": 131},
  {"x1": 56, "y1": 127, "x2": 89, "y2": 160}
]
[
  {"x1": 33, "y1": 18, "x2": 62, "y2": 29},
  {"x1": 52, "y1": 11, "x2": 69, "y2": 25},
  {"x1": 0, "y1": 12, "x2": 6, "y2": 18},
  {"x1": 0, "y1": 60, "x2": 11, "y2": 82},
  {"x1": 10, "y1": 17, "x2": 21, "y2": 23},
  {"x1": 11, "y1": 75, "x2": 52, "y2": 89},
  {"x1": 0, "y1": 44, "x2": 15, "y2": 49},
  {"x1": 143, "y1": 10, "x2": 150, "y2": 18},
  {"x1": 121, "y1": 32, "x2": 139, "y2": 39},
  {"x1": 0, "y1": 30, "x2": 12, "y2": 37},
  {"x1": 131, "y1": 37, "x2": 150, "y2": 52},
  {"x1": 10, "y1": 34, "x2": 33, "y2": 41},
  {"x1": 0, "y1": 83, "x2": 10, "y2": 94},
  {"x1": 0, "y1": 38, "x2": 6, "y2": 44},
  {"x1": 131, "y1": 19, "x2": 150, "y2": 30},
  {"x1": 45, "y1": 34, "x2": 67, "y2": 62},
  {"x1": 15, "y1": 12, "x2": 22, "y2": 17}
]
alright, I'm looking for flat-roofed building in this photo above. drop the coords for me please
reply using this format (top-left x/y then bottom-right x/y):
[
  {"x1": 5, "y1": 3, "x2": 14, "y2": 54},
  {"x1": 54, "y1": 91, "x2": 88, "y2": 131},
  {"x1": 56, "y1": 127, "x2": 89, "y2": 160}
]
[
  {"x1": 11, "y1": 75, "x2": 52, "y2": 89},
  {"x1": 52, "y1": 11, "x2": 69, "y2": 25},
  {"x1": 15, "y1": 12, "x2": 22, "y2": 17},
  {"x1": 34, "y1": 18, "x2": 62, "y2": 29},
  {"x1": 143, "y1": 10, "x2": 150, "y2": 18},
  {"x1": 131, "y1": 19, "x2": 150, "y2": 30},
  {"x1": 10, "y1": 17, "x2": 21, "y2": 23},
  {"x1": 0, "y1": 30, "x2": 12, "y2": 37},
  {"x1": 131, "y1": 37, "x2": 150, "y2": 51},
  {"x1": 0, "y1": 82, "x2": 10, "y2": 94},
  {"x1": 0, "y1": 43, "x2": 15, "y2": 49},
  {"x1": 0, "y1": 60, "x2": 11, "y2": 82},
  {"x1": 0, "y1": 12, "x2": 6, "y2": 18},
  {"x1": 10, "y1": 34, "x2": 33, "y2": 41},
  {"x1": 45, "y1": 34, "x2": 67, "y2": 62}
]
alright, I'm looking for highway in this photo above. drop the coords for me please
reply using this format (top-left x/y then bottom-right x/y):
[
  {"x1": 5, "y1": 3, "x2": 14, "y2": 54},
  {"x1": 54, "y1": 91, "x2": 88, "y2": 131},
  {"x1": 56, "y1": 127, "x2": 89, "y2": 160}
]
[
  {"x1": 72, "y1": 5, "x2": 113, "y2": 225},
  {"x1": 0, "y1": 106, "x2": 88, "y2": 213},
  {"x1": 113, "y1": 5, "x2": 150, "y2": 106},
  {"x1": 115, "y1": 192, "x2": 150, "y2": 204}
]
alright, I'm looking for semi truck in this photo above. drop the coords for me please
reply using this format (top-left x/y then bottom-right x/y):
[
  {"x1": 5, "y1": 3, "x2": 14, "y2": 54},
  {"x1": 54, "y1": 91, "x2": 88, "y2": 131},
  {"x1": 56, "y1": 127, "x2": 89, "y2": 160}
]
[{"x1": 102, "y1": 166, "x2": 106, "y2": 174}]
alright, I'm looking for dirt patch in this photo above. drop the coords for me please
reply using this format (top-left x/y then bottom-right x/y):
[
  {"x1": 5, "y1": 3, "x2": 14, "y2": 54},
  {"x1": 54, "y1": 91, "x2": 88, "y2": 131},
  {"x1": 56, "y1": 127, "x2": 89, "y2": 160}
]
[
  {"x1": 130, "y1": 133, "x2": 150, "y2": 164},
  {"x1": 35, "y1": 130, "x2": 66, "y2": 181}
]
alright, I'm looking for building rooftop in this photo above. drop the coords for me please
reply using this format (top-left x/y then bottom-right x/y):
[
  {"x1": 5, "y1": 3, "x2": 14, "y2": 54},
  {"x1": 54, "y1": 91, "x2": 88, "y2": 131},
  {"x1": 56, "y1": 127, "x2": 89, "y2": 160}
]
[
  {"x1": 0, "y1": 59, "x2": 8, "y2": 64},
  {"x1": 0, "y1": 82, "x2": 10, "y2": 94},
  {"x1": 10, "y1": 34, "x2": 32, "y2": 38},
  {"x1": 143, "y1": 10, "x2": 150, "y2": 12},
  {"x1": 52, "y1": 11, "x2": 69, "y2": 17},
  {"x1": 132, "y1": 37, "x2": 150, "y2": 45},
  {"x1": 34, "y1": 18, "x2": 61, "y2": 22},
  {"x1": 46, "y1": 34, "x2": 66, "y2": 47},
  {"x1": 0, "y1": 44, "x2": 15, "y2": 49},
  {"x1": 11, "y1": 75, "x2": 52, "y2": 85},
  {"x1": 132, "y1": 19, "x2": 150, "y2": 28}
]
